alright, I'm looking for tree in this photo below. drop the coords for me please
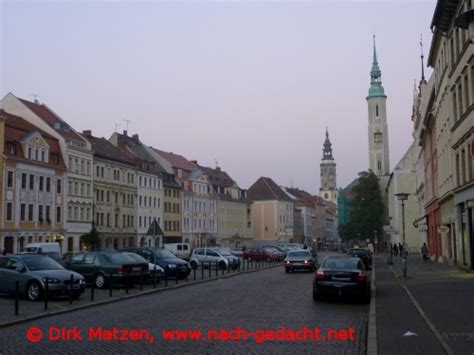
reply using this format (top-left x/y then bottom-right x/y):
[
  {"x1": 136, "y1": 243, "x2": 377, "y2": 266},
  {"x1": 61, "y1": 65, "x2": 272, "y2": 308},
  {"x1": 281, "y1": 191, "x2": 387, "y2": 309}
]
[
  {"x1": 80, "y1": 226, "x2": 100, "y2": 251},
  {"x1": 338, "y1": 170, "x2": 385, "y2": 242}
]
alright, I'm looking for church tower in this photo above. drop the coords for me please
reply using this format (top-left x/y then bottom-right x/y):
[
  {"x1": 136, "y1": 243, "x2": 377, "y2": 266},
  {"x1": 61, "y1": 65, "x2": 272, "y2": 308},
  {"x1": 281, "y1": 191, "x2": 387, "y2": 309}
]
[
  {"x1": 320, "y1": 128, "x2": 337, "y2": 204},
  {"x1": 367, "y1": 36, "x2": 390, "y2": 177}
]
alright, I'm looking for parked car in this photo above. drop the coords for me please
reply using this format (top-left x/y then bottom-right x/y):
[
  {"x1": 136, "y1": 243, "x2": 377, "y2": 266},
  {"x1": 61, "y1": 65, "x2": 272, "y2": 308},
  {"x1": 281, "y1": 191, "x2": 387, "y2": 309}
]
[
  {"x1": 189, "y1": 248, "x2": 240, "y2": 270},
  {"x1": 347, "y1": 248, "x2": 373, "y2": 269},
  {"x1": 0, "y1": 254, "x2": 85, "y2": 301},
  {"x1": 123, "y1": 247, "x2": 190, "y2": 279},
  {"x1": 64, "y1": 251, "x2": 149, "y2": 289},
  {"x1": 243, "y1": 247, "x2": 281, "y2": 261},
  {"x1": 230, "y1": 247, "x2": 244, "y2": 256},
  {"x1": 163, "y1": 243, "x2": 191, "y2": 260},
  {"x1": 22, "y1": 242, "x2": 63, "y2": 263},
  {"x1": 121, "y1": 252, "x2": 164, "y2": 282},
  {"x1": 263, "y1": 246, "x2": 286, "y2": 260},
  {"x1": 313, "y1": 256, "x2": 371, "y2": 303},
  {"x1": 284, "y1": 250, "x2": 317, "y2": 273}
]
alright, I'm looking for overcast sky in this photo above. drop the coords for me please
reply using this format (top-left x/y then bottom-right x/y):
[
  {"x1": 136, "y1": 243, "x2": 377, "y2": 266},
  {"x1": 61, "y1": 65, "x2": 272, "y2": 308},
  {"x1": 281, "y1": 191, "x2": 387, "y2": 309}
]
[{"x1": 1, "y1": 0, "x2": 436, "y2": 194}]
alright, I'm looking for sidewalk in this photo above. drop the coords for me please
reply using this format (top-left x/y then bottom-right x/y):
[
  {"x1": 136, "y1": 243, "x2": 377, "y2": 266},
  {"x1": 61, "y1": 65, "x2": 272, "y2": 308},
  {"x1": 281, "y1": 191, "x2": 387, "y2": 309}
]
[{"x1": 375, "y1": 253, "x2": 474, "y2": 355}]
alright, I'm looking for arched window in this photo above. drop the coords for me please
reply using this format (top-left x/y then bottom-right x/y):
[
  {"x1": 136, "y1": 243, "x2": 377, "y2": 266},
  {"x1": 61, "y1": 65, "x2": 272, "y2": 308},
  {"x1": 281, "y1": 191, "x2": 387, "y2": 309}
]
[{"x1": 376, "y1": 105, "x2": 379, "y2": 117}]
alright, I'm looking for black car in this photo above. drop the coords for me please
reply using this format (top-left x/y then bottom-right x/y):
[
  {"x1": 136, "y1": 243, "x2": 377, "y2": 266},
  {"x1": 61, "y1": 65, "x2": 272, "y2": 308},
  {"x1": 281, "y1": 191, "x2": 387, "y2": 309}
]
[
  {"x1": 347, "y1": 248, "x2": 373, "y2": 269},
  {"x1": 123, "y1": 247, "x2": 190, "y2": 279},
  {"x1": 313, "y1": 256, "x2": 371, "y2": 303},
  {"x1": 64, "y1": 251, "x2": 149, "y2": 289}
]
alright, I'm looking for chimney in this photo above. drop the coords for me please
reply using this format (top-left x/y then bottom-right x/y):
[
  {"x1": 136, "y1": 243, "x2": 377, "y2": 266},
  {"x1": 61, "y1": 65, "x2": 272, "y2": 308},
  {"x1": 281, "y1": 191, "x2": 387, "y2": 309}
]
[
  {"x1": 132, "y1": 133, "x2": 139, "y2": 141},
  {"x1": 216, "y1": 166, "x2": 221, "y2": 172},
  {"x1": 82, "y1": 130, "x2": 92, "y2": 137},
  {"x1": 123, "y1": 130, "x2": 128, "y2": 136}
]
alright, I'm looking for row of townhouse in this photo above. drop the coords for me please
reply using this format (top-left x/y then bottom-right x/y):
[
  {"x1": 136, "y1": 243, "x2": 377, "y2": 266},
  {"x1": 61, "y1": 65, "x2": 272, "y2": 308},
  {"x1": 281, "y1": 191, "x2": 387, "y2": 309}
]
[
  {"x1": 0, "y1": 93, "x2": 339, "y2": 253},
  {"x1": 387, "y1": 0, "x2": 473, "y2": 269}
]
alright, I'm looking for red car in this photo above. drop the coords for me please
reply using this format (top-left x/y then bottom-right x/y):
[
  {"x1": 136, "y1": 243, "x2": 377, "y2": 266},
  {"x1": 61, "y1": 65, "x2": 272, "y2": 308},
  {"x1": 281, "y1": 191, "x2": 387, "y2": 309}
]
[{"x1": 243, "y1": 247, "x2": 281, "y2": 261}]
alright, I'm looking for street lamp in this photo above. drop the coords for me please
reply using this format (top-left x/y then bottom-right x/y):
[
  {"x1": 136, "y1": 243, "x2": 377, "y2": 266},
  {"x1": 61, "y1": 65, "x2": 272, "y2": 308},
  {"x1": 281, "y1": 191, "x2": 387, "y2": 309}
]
[
  {"x1": 455, "y1": 9, "x2": 474, "y2": 43},
  {"x1": 395, "y1": 193, "x2": 409, "y2": 278}
]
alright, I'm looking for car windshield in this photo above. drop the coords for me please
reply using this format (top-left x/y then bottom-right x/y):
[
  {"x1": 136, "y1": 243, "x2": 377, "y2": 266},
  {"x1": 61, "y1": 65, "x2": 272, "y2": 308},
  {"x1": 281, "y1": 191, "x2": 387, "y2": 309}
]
[
  {"x1": 124, "y1": 253, "x2": 147, "y2": 263},
  {"x1": 103, "y1": 253, "x2": 135, "y2": 263},
  {"x1": 154, "y1": 249, "x2": 177, "y2": 258},
  {"x1": 288, "y1": 251, "x2": 311, "y2": 258},
  {"x1": 216, "y1": 249, "x2": 232, "y2": 256},
  {"x1": 323, "y1": 258, "x2": 359, "y2": 270},
  {"x1": 23, "y1": 256, "x2": 64, "y2": 271},
  {"x1": 349, "y1": 249, "x2": 366, "y2": 255}
]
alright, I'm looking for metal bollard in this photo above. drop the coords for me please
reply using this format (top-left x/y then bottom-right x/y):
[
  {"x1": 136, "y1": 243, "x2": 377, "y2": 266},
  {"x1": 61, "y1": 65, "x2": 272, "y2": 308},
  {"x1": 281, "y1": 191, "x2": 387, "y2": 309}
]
[
  {"x1": 44, "y1": 278, "x2": 48, "y2": 310},
  {"x1": 165, "y1": 270, "x2": 168, "y2": 287},
  {"x1": 201, "y1": 262, "x2": 204, "y2": 279},
  {"x1": 15, "y1": 281, "x2": 19, "y2": 315},
  {"x1": 140, "y1": 268, "x2": 144, "y2": 291},
  {"x1": 193, "y1": 266, "x2": 196, "y2": 281},
  {"x1": 208, "y1": 261, "x2": 211, "y2": 278},
  {"x1": 175, "y1": 269, "x2": 178, "y2": 284},
  {"x1": 185, "y1": 269, "x2": 188, "y2": 282},
  {"x1": 228, "y1": 263, "x2": 231, "y2": 274},
  {"x1": 68, "y1": 274, "x2": 74, "y2": 305},
  {"x1": 126, "y1": 269, "x2": 130, "y2": 294},
  {"x1": 109, "y1": 273, "x2": 113, "y2": 297},
  {"x1": 90, "y1": 280, "x2": 95, "y2": 301},
  {"x1": 153, "y1": 264, "x2": 157, "y2": 289},
  {"x1": 215, "y1": 261, "x2": 218, "y2": 277}
]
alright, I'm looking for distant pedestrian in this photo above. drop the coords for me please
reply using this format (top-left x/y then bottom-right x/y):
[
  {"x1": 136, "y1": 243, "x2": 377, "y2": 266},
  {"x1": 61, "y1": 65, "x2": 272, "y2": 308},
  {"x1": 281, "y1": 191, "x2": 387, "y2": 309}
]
[
  {"x1": 393, "y1": 243, "x2": 399, "y2": 256},
  {"x1": 399, "y1": 243, "x2": 404, "y2": 256},
  {"x1": 421, "y1": 243, "x2": 429, "y2": 261}
]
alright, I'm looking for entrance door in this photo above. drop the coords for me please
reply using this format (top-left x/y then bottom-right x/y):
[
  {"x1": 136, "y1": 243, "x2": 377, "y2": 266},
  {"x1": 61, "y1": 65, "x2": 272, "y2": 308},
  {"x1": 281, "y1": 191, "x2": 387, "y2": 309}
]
[{"x1": 3, "y1": 237, "x2": 14, "y2": 254}]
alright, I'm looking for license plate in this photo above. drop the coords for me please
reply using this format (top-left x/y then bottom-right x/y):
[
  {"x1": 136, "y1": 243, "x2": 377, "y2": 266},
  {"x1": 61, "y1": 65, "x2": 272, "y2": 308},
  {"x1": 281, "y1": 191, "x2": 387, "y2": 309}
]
[
  {"x1": 132, "y1": 267, "x2": 141, "y2": 272},
  {"x1": 72, "y1": 284, "x2": 80, "y2": 289}
]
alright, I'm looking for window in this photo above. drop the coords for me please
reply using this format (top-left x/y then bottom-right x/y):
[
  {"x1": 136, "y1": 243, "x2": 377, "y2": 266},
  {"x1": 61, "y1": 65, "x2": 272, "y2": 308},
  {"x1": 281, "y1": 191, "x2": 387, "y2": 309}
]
[
  {"x1": 376, "y1": 104, "x2": 379, "y2": 117},
  {"x1": 38, "y1": 205, "x2": 43, "y2": 222},
  {"x1": 28, "y1": 147, "x2": 33, "y2": 159},
  {"x1": 21, "y1": 173, "x2": 27, "y2": 189},
  {"x1": 29, "y1": 174, "x2": 34, "y2": 190},
  {"x1": 107, "y1": 191, "x2": 110, "y2": 203},
  {"x1": 56, "y1": 206, "x2": 61, "y2": 223},
  {"x1": 57, "y1": 179, "x2": 62, "y2": 194},
  {"x1": 46, "y1": 177, "x2": 51, "y2": 192},
  {"x1": 41, "y1": 150, "x2": 45, "y2": 162},
  {"x1": 28, "y1": 204, "x2": 34, "y2": 221},
  {"x1": 39, "y1": 176, "x2": 44, "y2": 191},
  {"x1": 46, "y1": 206, "x2": 51, "y2": 222},
  {"x1": 377, "y1": 160, "x2": 382, "y2": 172},
  {"x1": 96, "y1": 166, "x2": 100, "y2": 177},
  {"x1": 81, "y1": 183, "x2": 85, "y2": 197},
  {"x1": 20, "y1": 203, "x2": 26, "y2": 221},
  {"x1": 86, "y1": 161, "x2": 91, "y2": 176},
  {"x1": 7, "y1": 171, "x2": 13, "y2": 188},
  {"x1": 6, "y1": 202, "x2": 13, "y2": 221}
]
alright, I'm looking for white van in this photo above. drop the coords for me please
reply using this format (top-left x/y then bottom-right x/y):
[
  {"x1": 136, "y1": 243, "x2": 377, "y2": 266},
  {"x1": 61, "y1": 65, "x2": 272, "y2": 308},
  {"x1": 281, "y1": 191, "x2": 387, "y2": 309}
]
[
  {"x1": 163, "y1": 243, "x2": 191, "y2": 260},
  {"x1": 24, "y1": 242, "x2": 62, "y2": 262}
]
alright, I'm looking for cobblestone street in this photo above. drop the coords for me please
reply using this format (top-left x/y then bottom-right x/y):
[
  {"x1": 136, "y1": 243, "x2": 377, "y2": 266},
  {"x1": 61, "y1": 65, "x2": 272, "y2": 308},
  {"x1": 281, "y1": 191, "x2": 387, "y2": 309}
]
[{"x1": 0, "y1": 257, "x2": 368, "y2": 354}]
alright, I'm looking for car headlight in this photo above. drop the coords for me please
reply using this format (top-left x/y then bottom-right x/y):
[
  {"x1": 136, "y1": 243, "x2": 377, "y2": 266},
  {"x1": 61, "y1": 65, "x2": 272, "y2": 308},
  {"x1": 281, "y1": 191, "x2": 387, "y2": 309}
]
[
  {"x1": 168, "y1": 264, "x2": 177, "y2": 268},
  {"x1": 42, "y1": 278, "x2": 61, "y2": 284}
]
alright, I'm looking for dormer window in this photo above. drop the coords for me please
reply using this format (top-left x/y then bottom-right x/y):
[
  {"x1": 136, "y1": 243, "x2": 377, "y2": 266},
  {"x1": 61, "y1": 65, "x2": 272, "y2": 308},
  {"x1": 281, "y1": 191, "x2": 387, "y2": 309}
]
[{"x1": 28, "y1": 146, "x2": 33, "y2": 159}]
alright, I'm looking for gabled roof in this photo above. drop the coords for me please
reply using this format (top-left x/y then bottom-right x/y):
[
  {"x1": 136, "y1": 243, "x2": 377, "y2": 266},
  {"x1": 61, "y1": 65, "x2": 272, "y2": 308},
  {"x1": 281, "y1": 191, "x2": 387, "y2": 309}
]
[
  {"x1": 248, "y1": 177, "x2": 293, "y2": 202},
  {"x1": 197, "y1": 164, "x2": 235, "y2": 188},
  {"x1": 1, "y1": 110, "x2": 66, "y2": 170},
  {"x1": 285, "y1": 187, "x2": 316, "y2": 208},
  {"x1": 83, "y1": 131, "x2": 135, "y2": 166},
  {"x1": 112, "y1": 132, "x2": 167, "y2": 174},
  {"x1": 18, "y1": 97, "x2": 86, "y2": 144},
  {"x1": 324, "y1": 200, "x2": 338, "y2": 214},
  {"x1": 152, "y1": 148, "x2": 197, "y2": 172}
]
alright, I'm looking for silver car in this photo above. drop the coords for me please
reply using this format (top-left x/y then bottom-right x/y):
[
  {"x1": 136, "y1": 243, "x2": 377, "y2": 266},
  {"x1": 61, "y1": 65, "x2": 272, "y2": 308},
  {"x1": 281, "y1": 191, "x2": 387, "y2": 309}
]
[
  {"x1": 0, "y1": 254, "x2": 86, "y2": 301},
  {"x1": 189, "y1": 247, "x2": 240, "y2": 270}
]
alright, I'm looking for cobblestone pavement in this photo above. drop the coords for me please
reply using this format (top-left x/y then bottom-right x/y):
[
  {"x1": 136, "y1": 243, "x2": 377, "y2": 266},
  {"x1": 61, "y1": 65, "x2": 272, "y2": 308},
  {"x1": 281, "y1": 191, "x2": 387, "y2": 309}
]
[
  {"x1": 0, "y1": 258, "x2": 273, "y2": 325},
  {"x1": 0, "y1": 254, "x2": 368, "y2": 354}
]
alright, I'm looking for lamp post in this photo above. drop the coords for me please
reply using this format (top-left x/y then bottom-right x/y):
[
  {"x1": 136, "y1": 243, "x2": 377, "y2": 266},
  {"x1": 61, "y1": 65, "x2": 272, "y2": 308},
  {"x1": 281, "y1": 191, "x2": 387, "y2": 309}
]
[
  {"x1": 455, "y1": 9, "x2": 474, "y2": 43},
  {"x1": 395, "y1": 193, "x2": 409, "y2": 278}
]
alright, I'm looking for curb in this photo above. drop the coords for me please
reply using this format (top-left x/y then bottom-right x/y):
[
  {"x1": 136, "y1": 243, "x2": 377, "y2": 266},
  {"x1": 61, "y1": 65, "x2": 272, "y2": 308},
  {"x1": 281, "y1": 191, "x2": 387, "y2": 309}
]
[
  {"x1": 367, "y1": 263, "x2": 377, "y2": 355},
  {"x1": 0, "y1": 263, "x2": 281, "y2": 329},
  {"x1": 387, "y1": 265, "x2": 455, "y2": 355}
]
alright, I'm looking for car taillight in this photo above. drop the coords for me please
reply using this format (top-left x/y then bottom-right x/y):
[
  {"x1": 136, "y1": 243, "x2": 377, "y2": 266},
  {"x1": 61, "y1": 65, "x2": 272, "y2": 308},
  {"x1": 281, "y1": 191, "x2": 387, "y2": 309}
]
[
  {"x1": 357, "y1": 272, "x2": 368, "y2": 282},
  {"x1": 315, "y1": 269, "x2": 325, "y2": 280},
  {"x1": 117, "y1": 266, "x2": 125, "y2": 274}
]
